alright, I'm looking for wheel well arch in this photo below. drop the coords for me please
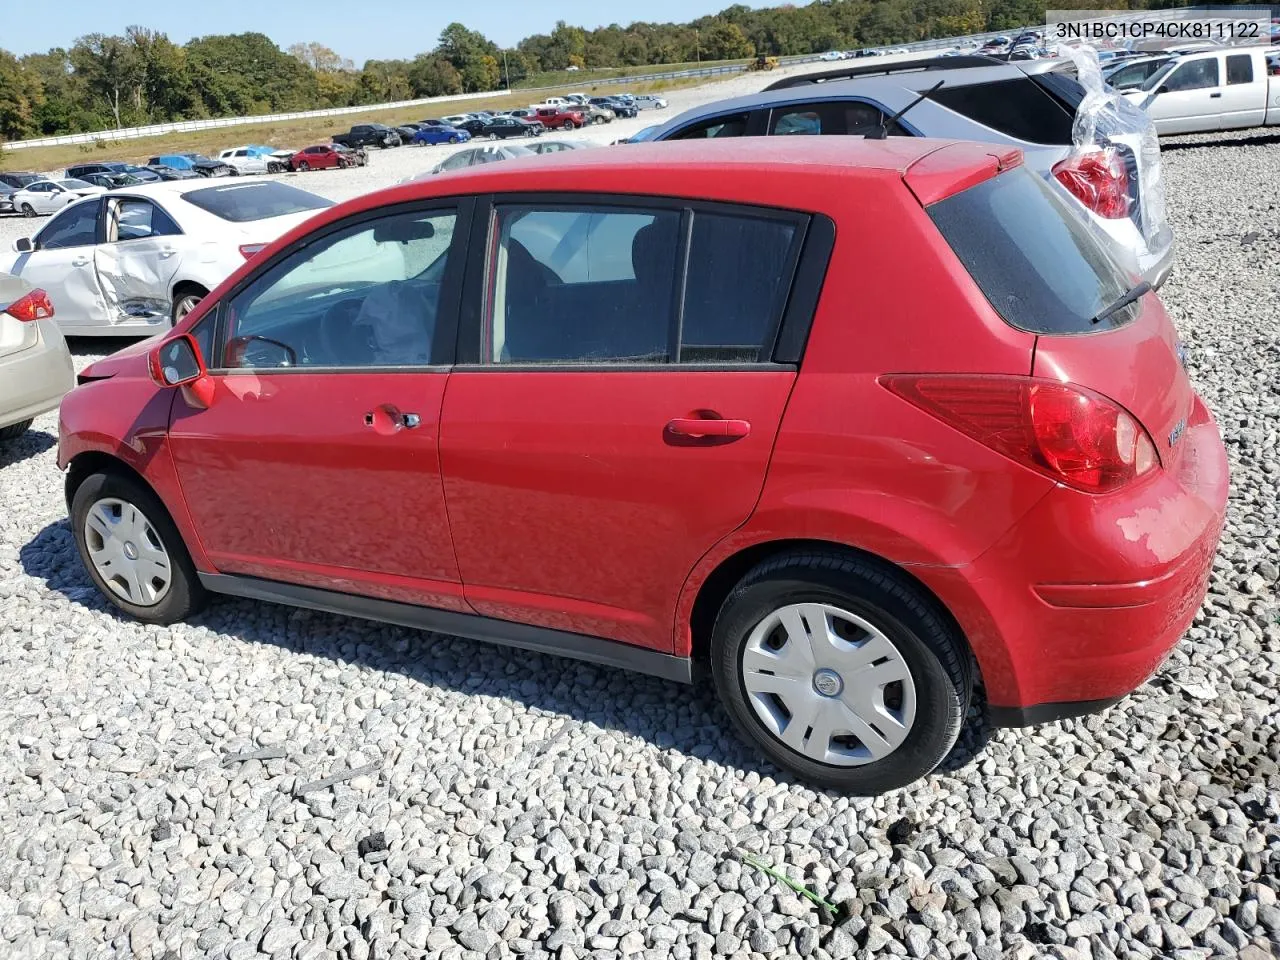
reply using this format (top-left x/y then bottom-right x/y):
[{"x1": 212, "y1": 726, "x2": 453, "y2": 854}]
[
  {"x1": 687, "y1": 538, "x2": 975, "y2": 674},
  {"x1": 171, "y1": 279, "x2": 209, "y2": 303},
  {"x1": 64, "y1": 451, "x2": 152, "y2": 513}
]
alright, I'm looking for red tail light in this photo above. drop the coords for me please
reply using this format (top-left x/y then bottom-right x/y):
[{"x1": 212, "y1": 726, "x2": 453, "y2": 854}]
[
  {"x1": 3, "y1": 288, "x2": 55, "y2": 322},
  {"x1": 1052, "y1": 148, "x2": 1130, "y2": 219},
  {"x1": 882, "y1": 375, "x2": 1158, "y2": 493},
  {"x1": 239, "y1": 243, "x2": 267, "y2": 260}
]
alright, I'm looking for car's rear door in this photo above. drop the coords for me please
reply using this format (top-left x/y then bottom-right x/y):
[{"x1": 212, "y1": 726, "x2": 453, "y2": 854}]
[
  {"x1": 438, "y1": 195, "x2": 826, "y2": 652},
  {"x1": 1219, "y1": 52, "x2": 1266, "y2": 129},
  {"x1": 167, "y1": 200, "x2": 474, "y2": 610},
  {"x1": 93, "y1": 197, "x2": 185, "y2": 321}
]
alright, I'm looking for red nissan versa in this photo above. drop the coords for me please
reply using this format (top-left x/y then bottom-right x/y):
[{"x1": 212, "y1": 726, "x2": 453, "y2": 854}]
[{"x1": 57, "y1": 139, "x2": 1228, "y2": 793}]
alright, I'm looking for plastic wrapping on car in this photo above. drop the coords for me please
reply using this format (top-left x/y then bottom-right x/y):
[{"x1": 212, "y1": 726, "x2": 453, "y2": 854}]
[{"x1": 1056, "y1": 45, "x2": 1169, "y2": 271}]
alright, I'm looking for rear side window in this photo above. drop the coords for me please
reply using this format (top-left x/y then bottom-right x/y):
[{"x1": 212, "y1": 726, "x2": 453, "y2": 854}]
[
  {"x1": 485, "y1": 203, "x2": 804, "y2": 364},
  {"x1": 669, "y1": 113, "x2": 750, "y2": 140},
  {"x1": 768, "y1": 101, "x2": 906, "y2": 137},
  {"x1": 182, "y1": 182, "x2": 332, "y2": 222},
  {"x1": 1226, "y1": 55, "x2": 1253, "y2": 85},
  {"x1": 930, "y1": 79, "x2": 1075, "y2": 145},
  {"x1": 928, "y1": 166, "x2": 1134, "y2": 334}
]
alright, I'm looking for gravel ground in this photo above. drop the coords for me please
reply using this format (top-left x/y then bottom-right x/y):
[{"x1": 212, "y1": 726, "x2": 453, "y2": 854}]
[{"x1": 0, "y1": 97, "x2": 1278, "y2": 960}]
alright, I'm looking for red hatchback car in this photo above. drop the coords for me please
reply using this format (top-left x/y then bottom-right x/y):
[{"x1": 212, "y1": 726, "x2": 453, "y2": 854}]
[{"x1": 58, "y1": 139, "x2": 1228, "y2": 793}]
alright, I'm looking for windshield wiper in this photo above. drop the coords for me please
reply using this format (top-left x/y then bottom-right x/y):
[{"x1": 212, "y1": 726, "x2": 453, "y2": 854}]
[{"x1": 1090, "y1": 280, "x2": 1150, "y2": 325}]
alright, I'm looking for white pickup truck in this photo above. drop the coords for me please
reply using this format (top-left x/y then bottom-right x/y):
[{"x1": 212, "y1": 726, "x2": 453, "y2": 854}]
[{"x1": 1122, "y1": 46, "x2": 1280, "y2": 135}]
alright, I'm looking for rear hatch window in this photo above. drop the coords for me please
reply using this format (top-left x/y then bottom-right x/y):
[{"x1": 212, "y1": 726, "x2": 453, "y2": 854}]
[
  {"x1": 183, "y1": 182, "x2": 333, "y2": 222},
  {"x1": 927, "y1": 165, "x2": 1135, "y2": 334}
]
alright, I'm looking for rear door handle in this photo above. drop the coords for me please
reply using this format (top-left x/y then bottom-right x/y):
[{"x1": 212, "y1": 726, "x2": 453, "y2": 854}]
[
  {"x1": 666, "y1": 417, "x2": 751, "y2": 440},
  {"x1": 1209, "y1": 92, "x2": 1222, "y2": 98}
]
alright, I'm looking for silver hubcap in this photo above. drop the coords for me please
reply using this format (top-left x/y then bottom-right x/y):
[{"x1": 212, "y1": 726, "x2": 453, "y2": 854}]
[
  {"x1": 741, "y1": 603, "x2": 916, "y2": 766},
  {"x1": 174, "y1": 295, "x2": 201, "y2": 321},
  {"x1": 83, "y1": 498, "x2": 172, "y2": 607}
]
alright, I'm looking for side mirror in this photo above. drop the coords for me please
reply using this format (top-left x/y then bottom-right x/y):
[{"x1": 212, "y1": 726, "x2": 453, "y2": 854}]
[
  {"x1": 13, "y1": 237, "x2": 33, "y2": 253},
  {"x1": 149, "y1": 333, "x2": 205, "y2": 387},
  {"x1": 1155, "y1": 85, "x2": 1170, "y2": 95}
]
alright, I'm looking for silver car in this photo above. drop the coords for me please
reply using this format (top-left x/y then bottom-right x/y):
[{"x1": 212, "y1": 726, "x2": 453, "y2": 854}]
[
  {"x1": 643, "y1": 55, "x2": 1175, "y2": 288},
  {"x1": 0, "y1": 273, "x2": 75, "y2": 443}
]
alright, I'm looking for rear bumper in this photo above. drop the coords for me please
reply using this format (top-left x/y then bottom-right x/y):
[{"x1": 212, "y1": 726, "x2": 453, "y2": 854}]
[
  {"x1": 0, "y1": 323, "x2": 76, "y2": 429},
  {"x1": 914, "y1": 394, "x2": 1228, "y2": 721}
]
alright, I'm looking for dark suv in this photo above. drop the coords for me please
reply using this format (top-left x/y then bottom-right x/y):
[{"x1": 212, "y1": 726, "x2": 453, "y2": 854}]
[{"x1": 65, "y1": 161, "x2": 162, "y2": 184}]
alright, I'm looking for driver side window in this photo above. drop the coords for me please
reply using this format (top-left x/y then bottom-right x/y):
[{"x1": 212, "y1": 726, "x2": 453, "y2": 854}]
[
  {"x1": 1164, "y1": 59, "x2": 1219, "y2": 92},
  {"x1": 221, "y1": 207, "x2": 458, "y2": 370},
  {"x1": 36, "y1": 202, "x2": 100, "y2": 250}
]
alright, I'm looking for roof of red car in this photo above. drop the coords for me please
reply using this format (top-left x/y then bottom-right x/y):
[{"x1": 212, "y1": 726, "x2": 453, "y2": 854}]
[{"x1": 272, "y1": 138, "x2": 1020, "y2": 255}]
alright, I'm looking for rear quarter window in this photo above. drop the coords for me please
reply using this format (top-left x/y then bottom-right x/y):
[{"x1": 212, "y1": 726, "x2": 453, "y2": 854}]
[
  {"x1": 928, "y1": 166, "x2": 1135, "y2": 334},
  {"x1": 931, "y1": 78, "x2": 1076, "y2": 145},
  {"x1": 182, "y1": 182, "x2": 333, "y2": 223}
]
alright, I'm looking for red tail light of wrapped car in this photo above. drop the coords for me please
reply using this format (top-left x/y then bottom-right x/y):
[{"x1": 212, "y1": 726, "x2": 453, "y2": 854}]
[
  {"x1": 882, "y1": 375, "x2": 1158, "y2": 493},
  {"x1": 1052, "y1": 149, "x2": 1130, "y2": 220}
]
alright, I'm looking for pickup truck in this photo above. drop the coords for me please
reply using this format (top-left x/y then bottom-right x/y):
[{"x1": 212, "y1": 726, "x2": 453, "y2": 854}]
[
  {"x1": 331, "y1": 123, "x2": 402, "y2": 149},
  {"x1": 535, "y1": 106, "x2": 588, "y2": 130},
  {"x1": 1122, "y1": 46, "x2": 1280, "y2": 135}
]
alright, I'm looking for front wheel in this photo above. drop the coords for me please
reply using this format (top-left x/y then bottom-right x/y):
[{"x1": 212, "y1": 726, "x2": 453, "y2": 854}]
[
  {"x1": 71, "y1": 471, "x2": 207, "y2": 625},
  {"x1": 297, "y1": 161, "x2": 309, "y2": 171},
  {"x1": 709, "y1": 550, "x2": 971, "y2": 794},
  {"x1": 20, "y1": 203, "x2": 36, "y2": 218}
]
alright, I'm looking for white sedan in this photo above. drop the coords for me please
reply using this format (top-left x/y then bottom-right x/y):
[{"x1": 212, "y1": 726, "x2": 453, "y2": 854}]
[
  {"x1": 12, "y1": 179, "x2": 106, "y2": 217},
  {"x1": 0, "y1": 179, "x2": 333, "y2": 336}
]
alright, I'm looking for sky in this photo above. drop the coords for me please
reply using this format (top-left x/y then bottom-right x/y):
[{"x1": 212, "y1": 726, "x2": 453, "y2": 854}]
[{"x1": 4, "y1": 0, "x2": 739, "y2": 63}]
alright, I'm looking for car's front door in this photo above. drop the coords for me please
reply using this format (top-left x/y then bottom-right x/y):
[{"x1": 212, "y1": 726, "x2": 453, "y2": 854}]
[
  {"x1": 167, "y1": 201, "x2": 473, "y2": 610},
  {"x1": 1147, "y1": 57, "x2": 1222, "y2": 134},
  {"x1": 439, "y1": 197, "x2": 817, "y2": 652},
  {"x1": 93, "y1": 197, "x2": 185, "y2": 321},
  {"x1": 10, "y1": 200, "x2": 112, "y2": 332}
]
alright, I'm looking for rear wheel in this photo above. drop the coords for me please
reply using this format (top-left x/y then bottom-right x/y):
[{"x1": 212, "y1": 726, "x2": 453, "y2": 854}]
[
  {"x1": 488, "y1": 132, "x2": 499, "y2": 140},
  {"x1": 449, "y1": 135, "x2": 459, "y2": 144},
  {"x1": 71, "y1": 470, "x2": 207, "y2": 625},
  {"x1": 0, "y1": 420, "x2": 33, "y2": 442},
  {"x1": 710, "y1": 550, "x2": 971, "y2": 794}
]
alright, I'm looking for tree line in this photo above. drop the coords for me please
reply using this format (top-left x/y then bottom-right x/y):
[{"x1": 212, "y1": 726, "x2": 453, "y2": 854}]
[{"x1": 0, "y1": 0, "x2": 1257, "y2": 142}]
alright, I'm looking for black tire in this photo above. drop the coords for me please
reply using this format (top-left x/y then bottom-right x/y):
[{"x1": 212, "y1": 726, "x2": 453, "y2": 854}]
[
  {"x1": 0, "y1": 419, "x2": 33, "y2": 442},
  {"x1": 21, "y1": 203, "x2": 36, "y2": 218},
  {"x1": 297, "y1": 161, "x2": 309, "y2": 172},
  {"x1": 71, "y1": 470, "x2": 207, "y2": 625},
  {"x1": 449, "y1": 135, "x2": 459, "y2": 144},
  {"x1": 488, "y1": 132, "x2": 499, "y2": 141},
  {"x1": 709, "y1": 550, "x2": 971, "y2": 794}
]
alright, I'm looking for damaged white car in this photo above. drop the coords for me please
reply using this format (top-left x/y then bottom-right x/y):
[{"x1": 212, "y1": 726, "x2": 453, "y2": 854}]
[{"x1": 0, "y1": 180, "x2": 333, "y2": 335}]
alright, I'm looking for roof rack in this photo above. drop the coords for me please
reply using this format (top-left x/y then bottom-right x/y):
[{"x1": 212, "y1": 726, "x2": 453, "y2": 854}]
[{"x1": 763, "y1": 55, "x2": 1006, "y2": 90}]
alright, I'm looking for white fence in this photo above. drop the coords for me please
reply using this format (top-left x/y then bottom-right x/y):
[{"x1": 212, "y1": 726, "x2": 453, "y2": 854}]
[{"x1": 0, "y1": 25, "x2": 1043, "y2": 153}]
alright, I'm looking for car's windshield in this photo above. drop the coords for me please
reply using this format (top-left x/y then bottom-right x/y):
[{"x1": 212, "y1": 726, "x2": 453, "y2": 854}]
[{"x1": 182, "y1": 182, "x2": 333, "y2": 222}]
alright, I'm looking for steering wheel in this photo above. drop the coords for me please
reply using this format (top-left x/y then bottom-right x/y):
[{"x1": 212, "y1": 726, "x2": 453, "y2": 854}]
[{"x1": 317, "y1": 297, "x2": 375, "y2": 366}]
